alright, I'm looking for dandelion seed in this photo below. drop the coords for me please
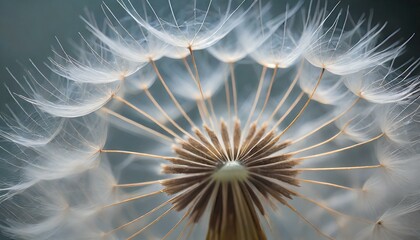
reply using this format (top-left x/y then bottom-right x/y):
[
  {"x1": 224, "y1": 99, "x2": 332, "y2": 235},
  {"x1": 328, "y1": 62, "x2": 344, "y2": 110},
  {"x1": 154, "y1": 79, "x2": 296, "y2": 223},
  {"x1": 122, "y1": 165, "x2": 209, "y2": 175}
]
[{"x1": 1, "y1": 1, "x2": 419, "y2": 240}]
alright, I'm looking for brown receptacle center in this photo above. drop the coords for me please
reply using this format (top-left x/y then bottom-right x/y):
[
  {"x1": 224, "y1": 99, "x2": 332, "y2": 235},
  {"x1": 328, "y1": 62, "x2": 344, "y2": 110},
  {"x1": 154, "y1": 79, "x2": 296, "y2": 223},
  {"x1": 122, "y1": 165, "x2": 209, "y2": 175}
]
[{"x1": 161, "y1": 120, "x2": 299, "y2": 240}]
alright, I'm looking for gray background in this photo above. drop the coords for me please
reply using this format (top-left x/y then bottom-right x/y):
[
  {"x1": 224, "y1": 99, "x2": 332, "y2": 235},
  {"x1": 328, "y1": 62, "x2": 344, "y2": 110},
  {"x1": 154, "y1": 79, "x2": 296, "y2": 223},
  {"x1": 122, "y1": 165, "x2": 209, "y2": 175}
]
[{"x1": 0, "y1": 0, "x2": 419, "y2": 239}]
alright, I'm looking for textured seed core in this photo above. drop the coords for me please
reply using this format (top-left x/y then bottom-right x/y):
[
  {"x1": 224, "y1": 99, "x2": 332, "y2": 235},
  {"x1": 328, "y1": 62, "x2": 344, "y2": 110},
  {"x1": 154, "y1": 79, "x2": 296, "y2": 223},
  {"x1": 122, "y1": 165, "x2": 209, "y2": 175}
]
[{"x1": 160, "y1": 120, "x2": 299, "y2": 240}]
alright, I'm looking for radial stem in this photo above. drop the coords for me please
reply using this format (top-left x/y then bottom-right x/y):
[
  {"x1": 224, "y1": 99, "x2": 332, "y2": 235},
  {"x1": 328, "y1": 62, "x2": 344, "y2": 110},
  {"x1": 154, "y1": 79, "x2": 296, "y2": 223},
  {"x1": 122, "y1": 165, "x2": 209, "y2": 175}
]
[
  {"x1": 277, "y1": 68, "x2": 325, "y2": 138},
  {"x1": 150, "y1": 60, "x2": 196, "y2": 127},
  {"x1": 100, "y1": 108, "x2": 173, "y2": 143},
  {"x1": 229, "y1": 62, "x2": 238, "y2": 117}
]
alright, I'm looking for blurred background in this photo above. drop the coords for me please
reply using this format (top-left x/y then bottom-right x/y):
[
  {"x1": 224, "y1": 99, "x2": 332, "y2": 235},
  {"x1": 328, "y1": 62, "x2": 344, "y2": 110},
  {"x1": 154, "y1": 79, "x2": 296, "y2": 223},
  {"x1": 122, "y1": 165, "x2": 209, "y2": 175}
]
[
  {"x1": 0, "y1": 0, "x2": 419, "y2": 239},
  {"x1": 1, "y1": 0, "x2": 419, "y2": 111}
]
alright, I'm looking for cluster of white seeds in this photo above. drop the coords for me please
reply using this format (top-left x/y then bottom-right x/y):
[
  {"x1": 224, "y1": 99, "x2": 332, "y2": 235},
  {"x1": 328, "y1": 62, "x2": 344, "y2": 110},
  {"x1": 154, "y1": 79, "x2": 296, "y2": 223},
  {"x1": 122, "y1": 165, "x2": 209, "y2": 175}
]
[{"x1": 1, "y1": 0, "x2": 419, "y2": 239}]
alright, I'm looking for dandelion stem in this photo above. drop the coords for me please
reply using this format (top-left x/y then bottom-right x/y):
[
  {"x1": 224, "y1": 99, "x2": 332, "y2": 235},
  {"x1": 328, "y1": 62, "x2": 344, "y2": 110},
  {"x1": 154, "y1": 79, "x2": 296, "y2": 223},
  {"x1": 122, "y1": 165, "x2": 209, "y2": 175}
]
[
  {"x1": 254, "y1": 132, "x2": 384, "y2": 167},
  {"x1": 114, "y1": 179, "x2": 164, "y2": 188},
  {"x1": 297, "y1": 178, "x2": 358, "y2": 191},
  {"x1": 182, "y1": 57, "x2": 208, "y2": 125},
  {"x1": 277, "y1": 68, "x2": 325, "y2": 138},
  {"x1": 183, "y1": 221, "x2": 196, "y2": 240},
  {"x1": 293, "y1": 191, "x2": 374, "y2": 224},
  {"x1": 143, "y1": 88, "x2": 192, "y2": 138},
  {"x1": 292, "y1": 165, "x2": 382, "y2": 171},
  {"x1": 291, "y1": 97, "x2": 361, "y2": 144},
  {"x1": 100, "y1": 149, "x2": 171, "y2": 159},
  {"x1": 229, "y1": 62, "x2": 238, "y2": 117},
  {"x1": 253, "y1": 171, "x2": 370, "y2": 225},
  {"x1": 207, "y1": 96, "x2": 218, "y2": 126},
  {"x1": 100, "y1": 108, "x2": 173, "y2": 143},
  {"x1": 267, "y1": 60, "x2": 305, "y2": 123},
  {"x1": 256, "y1": 65, "x2": 278, "y2": 122},
  {"x1": 287, "y1": 123, "x2": 348, "y2": 155},
  {"x1": 297, "y1": 133, "x2": 384, "y2": 161},
  {"x1": 224, "y1": 74, "x2": 232, "y2": 122},
  {"x1": 127, "y1": 205, "x2": 176, "y2": 240},
  {"x1": 283, "y1": 202, "x2": 334, "y2": 240},
  {"x1": 161, "y1": 208, "x2": 190, "y2": 240},
  {"x1": 150, "y1": 59, "x2": 196, "y2": 127},
  {"x1": 196, "y1": 98, "x2": 209, "y2": 125},
  {"x1": 106, "y1": 198, "x2": 173, "y2": 235},
  {"x1": 188, "y1": 47, "x2": 215, "y2": 128},
  {"x1": 102, "y1": 190, "x2": 163, "y2": 209},
  {"x1": 176, "y1": 220, "x2": 191, "y2": 240},
  {"x1": 272, "y1": 91, "x2": 305, "y2": 129},
  {"x1": 245, "y1": 66, "x2": 268, "y2": 129},
  {"x1": 182, "y1": 57, "x2": 196, "y2": 81},
  {"x1": 113, "y1": 95, "x2": 182, "y2": 139},
  {"x1": 114, "y1": 173, "x2": 210, "y2": 188}
]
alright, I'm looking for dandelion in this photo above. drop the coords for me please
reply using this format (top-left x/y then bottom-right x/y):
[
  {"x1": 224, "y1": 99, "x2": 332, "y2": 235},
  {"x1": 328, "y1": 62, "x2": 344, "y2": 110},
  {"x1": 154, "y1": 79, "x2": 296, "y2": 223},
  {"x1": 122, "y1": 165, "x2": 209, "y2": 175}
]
[{"x1": 1, "y1": 0, "x2": 420, "y2": 240}]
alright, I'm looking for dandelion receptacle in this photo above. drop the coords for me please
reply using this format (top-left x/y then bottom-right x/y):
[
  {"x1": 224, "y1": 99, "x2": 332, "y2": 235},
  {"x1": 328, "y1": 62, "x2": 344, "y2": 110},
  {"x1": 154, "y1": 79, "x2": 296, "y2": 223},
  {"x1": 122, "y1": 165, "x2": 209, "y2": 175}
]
[{"x1": 1, "y1": 1, "x2": 419, "y2": 239}]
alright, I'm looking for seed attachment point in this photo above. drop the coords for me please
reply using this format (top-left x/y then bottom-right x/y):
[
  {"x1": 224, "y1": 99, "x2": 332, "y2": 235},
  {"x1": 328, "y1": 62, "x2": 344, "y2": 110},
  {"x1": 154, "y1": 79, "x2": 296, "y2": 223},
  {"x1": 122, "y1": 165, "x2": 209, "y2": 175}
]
[{"x1": 212, "y1": 161, "x2": 249, "y2": 182}]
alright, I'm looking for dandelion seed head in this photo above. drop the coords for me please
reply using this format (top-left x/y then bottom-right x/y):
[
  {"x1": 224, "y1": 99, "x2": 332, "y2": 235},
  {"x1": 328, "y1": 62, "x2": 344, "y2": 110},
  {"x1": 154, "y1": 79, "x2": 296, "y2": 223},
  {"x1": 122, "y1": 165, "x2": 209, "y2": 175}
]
[{"x1": 1, "y1": 0, "x2": 420, "y2": 240}]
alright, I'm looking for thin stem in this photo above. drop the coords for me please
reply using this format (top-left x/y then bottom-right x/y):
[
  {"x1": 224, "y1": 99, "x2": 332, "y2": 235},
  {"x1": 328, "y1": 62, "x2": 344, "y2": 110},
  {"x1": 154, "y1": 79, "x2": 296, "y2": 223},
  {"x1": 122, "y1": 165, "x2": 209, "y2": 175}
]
[
  {"x1": 229, "y1": 62, "x2": 238, "y2": 117},
  {"x1": 271, "y1": 92, "x2": 305, "y2": 130},
  {"x1": 294, "y1": 192, "x2": 374, "y2": 224},
  {"x1": 127, "y1": 205, "x2": 176, "y2": 240},
  {"x1": 245, "y1": 66, "x2": 268, "y2": 129},
  {"x1": 287, "y1": 124, "x2": 348, "y2": 155},
  {"x1": 106, "y1": 198, "x2": 172, "y2": 235},
  {"x1": 256, "y1": 66, "x2": 278, "y2": 122},
  {"x1": 100, "y1": 108, "x2": 173, "y2": 143},
  {"x1": 101, "y1": 149, "x2": 171, "y2": 160},
  {"x1": 297, "y1": 178, "x2": 358, "y2": 191},
  {"x1": 254, "y1": 132, "x2": 384, "y2": 168},
  {"x1": 143, "y1": 88, "x2": 192, "y2": 138},
  {"x1": 207, "y1": 95, "x2": 218, "y2": 126},
  {"x1": 114, "y1": 179, "x2": 164, "y2": 188},
  {"x1": 224, "y1": 74, "x2": 231, "y2": 122},
  {"x1": 182, "y1": 57, "x2": 196, "y2": 82},
  {"x1": 196, "y1": 98, "x2": 209, "y2": 126},
  {"x1": 176, "y1": 220, "x2": 191, "y2": 240},
  {"x1": 188, "y1": 47, "x2": 214, "y2": 127},
  {"x1": 283, "y1": 202, "x2": 334, "y2": 240},
  {"x1": 257, "y1": 176, "x2": 374, "y2": 224},
  {"x1": 182, "y1": 57, "x2": 207, "y2": 125},
  {"x1": 142, "y1": 87, "x2": 218, "y2": 163},
  {"x1": 277, "y1": 68, "x2": 325, "y2": 138},
  {"x1": 114, "y1": 173, "x2": 209, "y2": 188},
  {"x1": 297, "y1": 133, "x2": 384, "y2": 161},
  {"x1": 161, "y1": 208, "x2": 190, "y2": 240},
  {"x1": 292, "y1": 165, "x2": 382, "y2": 171},
  {"x1": 292, "y1": 97, "x2": 360, "y2": 144},
  {"x1": 113, "y1": 96, "x2": 182, "y2": 139},
  {"x1": 150, "y1": 60, "x2": 196, "y2": 127},
  {"x1": 144, "y1": 90, "x2": 222, "y2": 162},
  {"x1": 238, "y1": 88, "x2": 304, "y2": 159},
  {"x1": 102, "y1": 190, "x2": 163, "y2": 209},
  {"x1": 267, "y1": 60, "x2": 305, "y2": 123}
]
